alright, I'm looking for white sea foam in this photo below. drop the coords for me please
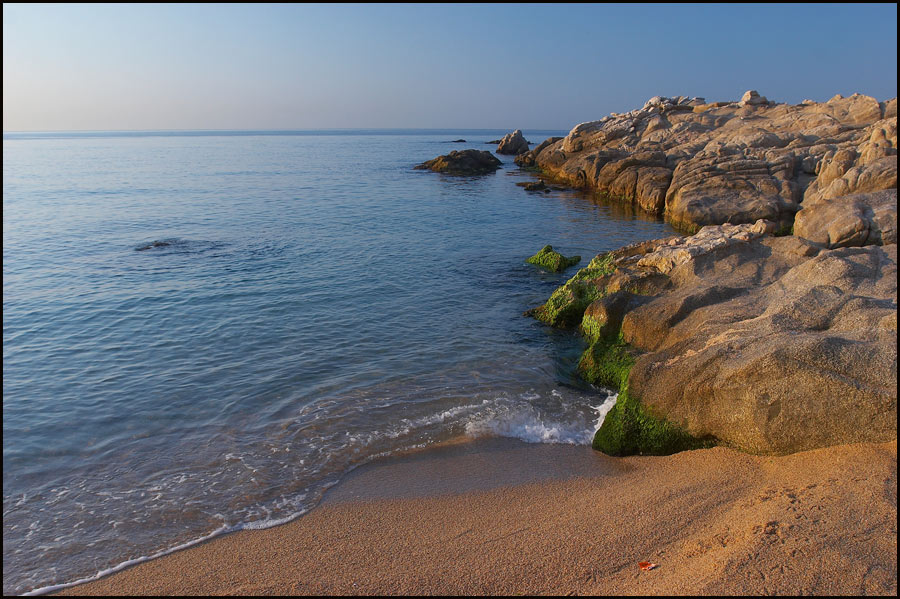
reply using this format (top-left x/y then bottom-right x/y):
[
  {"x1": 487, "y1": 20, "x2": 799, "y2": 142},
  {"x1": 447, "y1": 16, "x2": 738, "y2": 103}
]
[
  {"x1": 22, "y1": 390, "x2": 619, "y2": 596},
  {"x1": 23, "y1": 524, "x2": 232, "y2": 596},
  {"x1": 463, "y1": 392, "x2": 616, "y2": 446}
]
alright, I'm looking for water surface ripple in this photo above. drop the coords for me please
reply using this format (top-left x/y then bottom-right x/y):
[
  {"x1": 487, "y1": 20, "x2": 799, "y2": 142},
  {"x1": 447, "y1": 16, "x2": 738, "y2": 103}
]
[{"x1": 3, "y1": 130, "x2": 675, "y2": 595}]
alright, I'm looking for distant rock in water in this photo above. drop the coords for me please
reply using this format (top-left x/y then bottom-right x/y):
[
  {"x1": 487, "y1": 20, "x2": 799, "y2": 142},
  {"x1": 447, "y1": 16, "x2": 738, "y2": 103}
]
[
  {"x1": 414, "y1": 149, "x2": 502, "y2": 175},
  {"x1": 516, "y1": 180, "x2": 548, "y2": 192},
  {"x1": 486, "y1": 139, "x2": 503, "y2": 144},
  {"x1": 450, "y1": 139, "x2": 467, "y2": 143},
  {"x1": 526, "y1": 245, "x2": 581, "y2": 272},
  {"x1": 496, "y1": 129, "x2": 530, "y2": 155},
  {"x1": 134, "y1": 238, "x2": 225, "y2": 254},
  {"x1": 135, "y1": 239, "x2": 177, "y2": 251}
]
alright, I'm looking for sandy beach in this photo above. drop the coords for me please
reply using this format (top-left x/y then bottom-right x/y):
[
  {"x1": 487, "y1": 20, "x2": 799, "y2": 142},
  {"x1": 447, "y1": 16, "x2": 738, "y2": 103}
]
[{"x1": 55, "y1": 437, "x2": 897, "y2": 596}]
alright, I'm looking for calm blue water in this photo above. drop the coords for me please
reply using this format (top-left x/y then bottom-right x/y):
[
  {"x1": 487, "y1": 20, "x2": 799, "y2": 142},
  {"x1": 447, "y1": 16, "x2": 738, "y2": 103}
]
[{"x1": 3, "y1": 130, "x2": 675, "y2": 594}]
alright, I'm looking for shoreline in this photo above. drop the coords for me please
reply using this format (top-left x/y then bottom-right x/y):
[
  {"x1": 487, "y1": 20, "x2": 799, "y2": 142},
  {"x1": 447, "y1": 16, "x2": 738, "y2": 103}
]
[{"x1": 54, "y1": 436, "x2": 897, "y2": 596}]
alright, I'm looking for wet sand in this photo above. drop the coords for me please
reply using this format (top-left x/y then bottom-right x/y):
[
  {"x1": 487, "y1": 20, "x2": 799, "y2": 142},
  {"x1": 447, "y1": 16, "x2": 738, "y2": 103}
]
[{"x1": 56, "y1": 437, "x2": 897, "y2": 596}]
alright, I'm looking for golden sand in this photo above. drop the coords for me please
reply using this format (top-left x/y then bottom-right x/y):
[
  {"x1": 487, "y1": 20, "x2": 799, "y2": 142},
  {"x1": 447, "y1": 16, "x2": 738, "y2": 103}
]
[{"x1": 57, "y1": 438, "x2": 897, "y2": 595}]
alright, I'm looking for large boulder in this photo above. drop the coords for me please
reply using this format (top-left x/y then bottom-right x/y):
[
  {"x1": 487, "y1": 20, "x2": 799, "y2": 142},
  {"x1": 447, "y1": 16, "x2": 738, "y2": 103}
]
[
  {"x1": 794, "y1": 188, "x2": 897, "y2": 248},
  {"x1": 739, "y1": 89, "x2": 768, "y2": 107},
  {"x1": 414, "y1": 149, "x2": 502, "y2": 175},
  {"x1": 531, "y1": 223, "x2": 898, "y2": 456},
  {"x1": 623, "y1": 238, "x2": 896, "y2": 455},
  {"x1": 496, "y1": 129, "x2": 530, "y2": 155}
]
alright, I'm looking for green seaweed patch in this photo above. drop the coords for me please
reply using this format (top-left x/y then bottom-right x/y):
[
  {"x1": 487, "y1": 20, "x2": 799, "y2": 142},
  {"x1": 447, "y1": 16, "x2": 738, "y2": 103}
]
[
  {"x1": 672, "y1": 220, "x2": 702, "y2": 236},
  {"x1": 526, "y1": 245, "x2": 581, "y2": 273},
  {"x1": 529, "y1": 253, "x2": 616, "y2": 328},
  {"x1": 579, "y1": 310, "x2": 606, "y2": 346},
  {"x1": 577, "y1": 331, "x2": 635, "y2": 388},
  {"x1": 582, "y1": 323, "x2": 714, "y2": 456},
  {"x1": 593, "y1": 386, "x2": 715, "y2": 456}
]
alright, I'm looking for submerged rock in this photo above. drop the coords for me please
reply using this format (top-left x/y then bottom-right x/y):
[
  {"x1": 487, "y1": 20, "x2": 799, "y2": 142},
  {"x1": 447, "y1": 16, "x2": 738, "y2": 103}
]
[
  {"x1": 135, "y1": 239, "x2": 181, "y2": 251},
  {"x1": 414, "y1": 150, "x2": 502, "y2": 175},
  {"x1": 496, "y1": 129, "x2": 530, "y2": 155},
  {"x1": 526, "y1": 245, "x2": 581, "y2": 273},
  {"x1": 516, "y1": 180, "x2": 547, "y2": 191},
  {"x1": 530, "y1": 222, "x2": 897, "y2": 456},
  {"x1": 450, "y1": 139, "x2": 466, "y2": 143}
]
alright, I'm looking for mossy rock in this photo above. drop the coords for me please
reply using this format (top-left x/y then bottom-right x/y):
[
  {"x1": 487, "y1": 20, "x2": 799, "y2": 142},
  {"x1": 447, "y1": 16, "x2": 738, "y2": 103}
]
[
  {"x1": 526, "y1": 245, "x2": 581, "y2": 272},
  {"x1": 577, "y1": 331, "x2": 635, "y2": 388},
  {"x1": 528, "y1": 247, "x2": 715, "y2": 456},
  {"x1": 592, "y1": 387, "x2": 715, "y2": 456},
  {"x1": 581, "y1": 323, "x2": 714, "y2": 456},
  {"x1": 527, "y1": 253, "x2": 616, "y2": 328}
]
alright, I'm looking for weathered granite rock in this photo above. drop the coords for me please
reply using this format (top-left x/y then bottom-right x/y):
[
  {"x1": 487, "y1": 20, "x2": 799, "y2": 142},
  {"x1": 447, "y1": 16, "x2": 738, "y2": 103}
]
[
  {"x1": 805, "y1": 156, "x2": 897, "y2": 205},
  {"x1": 525, "y1": 245, "x2": 581, "y2": 272},
  {"x1": 517, "y1": 91, "x2": 897, "y2": 232},
  {"x1": 515, "y1": 137, "x2": 563, "y2": 168},
  {"x1": 626, "y1": 241, "x2": 897, "y2": 455},
  {"x1": 794, "y1": 188, "x2": 897, "y2": 248},
  {"x1": 530, "y1": 222, "x2": 897, "y2": 456},
  {"x1": 496, "y1": 129, "x2": 530, "y2": 155},
  {"x1": 414, "y1": 150, "x2": 502, "y2": 175},
  {"x1": 634, "y1": 219, "x2": 774, "y2": 274},
  {"x1": 739, "y1": 89, "x2": 768, "y2": 107},
  {"x1": 524, "y1": 253, "x2": 619, "y2": 327}
]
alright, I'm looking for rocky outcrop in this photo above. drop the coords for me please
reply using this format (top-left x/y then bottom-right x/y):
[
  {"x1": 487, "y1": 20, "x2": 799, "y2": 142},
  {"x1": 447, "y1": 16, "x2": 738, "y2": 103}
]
[
  {"x1": 414, "y1": 150, "x2": 502, "y2": 175},
  {"x1": 794, "y1": 188, "x2": 897, "y2": 248},
  {"x1": 525, "y1": 245, "x2": 581, "y2": 272},
  {"x1": 496, "y1": 130, "x2": 530, "y2": 155},
  {"x1": 739, "y1": 90, "x2": 769, "y2": 107},
  {"x1": 529, "y1": 221, "x2": 897, "y2": 456},
  {"x1": 516, "y1": 92, "x2": 898, "y2": 233}
]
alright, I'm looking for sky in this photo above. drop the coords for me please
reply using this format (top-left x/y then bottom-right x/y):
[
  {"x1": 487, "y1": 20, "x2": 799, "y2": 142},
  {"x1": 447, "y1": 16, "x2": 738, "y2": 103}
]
[{"x1": 3, "y1": 3, "x2": 897, "y2": 132}]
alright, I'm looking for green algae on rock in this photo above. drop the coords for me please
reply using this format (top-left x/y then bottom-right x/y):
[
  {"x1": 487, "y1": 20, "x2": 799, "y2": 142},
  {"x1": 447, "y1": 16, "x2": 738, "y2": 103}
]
[
  {"x1": 529, "y1": 220, "x2": 897, "y2": 456},
  {"x1": 578, "y1": 301, "x2": 714, "y2": 456},
  {"x1": 526, "y1": 240, "x2": 723, "y2": 456},
  {"x1": 592, "y1": 385, "x2": 715, "y2": 456},
  {"x1": 524, "y1": 253, "x2": 615, "y2": 328},
  {"x1": 525, "y1": 245, "x2": 581, "y2": 273}
]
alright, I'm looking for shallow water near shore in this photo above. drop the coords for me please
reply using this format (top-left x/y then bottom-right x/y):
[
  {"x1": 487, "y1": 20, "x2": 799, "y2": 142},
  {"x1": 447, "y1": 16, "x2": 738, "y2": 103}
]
[{"x1": 3, "y1": 129, "x2": 675, "y2": 595}]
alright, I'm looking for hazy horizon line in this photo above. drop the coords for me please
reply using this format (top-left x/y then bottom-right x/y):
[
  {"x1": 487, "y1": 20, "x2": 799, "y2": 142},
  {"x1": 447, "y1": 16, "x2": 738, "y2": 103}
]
[{"x1": 3, "y1": 126, "x2": 570, "y2": 134}]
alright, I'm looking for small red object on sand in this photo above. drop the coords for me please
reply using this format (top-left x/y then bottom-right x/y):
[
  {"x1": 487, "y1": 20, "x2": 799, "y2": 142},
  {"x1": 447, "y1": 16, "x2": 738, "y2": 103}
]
[{"x1": 639, "y1": 561, "x2": 657, "y2": 571}]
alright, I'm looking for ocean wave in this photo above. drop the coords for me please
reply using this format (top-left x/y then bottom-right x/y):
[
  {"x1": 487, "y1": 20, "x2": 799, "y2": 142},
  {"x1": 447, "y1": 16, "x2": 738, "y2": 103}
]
[{"x1": 463, "y1": 392, "x2": 616, "y2": 445}]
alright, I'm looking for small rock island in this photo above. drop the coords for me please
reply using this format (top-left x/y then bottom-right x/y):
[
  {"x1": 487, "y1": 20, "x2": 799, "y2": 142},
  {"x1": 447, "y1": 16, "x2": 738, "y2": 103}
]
[
  {"x1": 526, "y1": 245, "x2": 581, "y2": 272},
  {"x1": 414, "y1": 149, "x2": 502, "y2": 175}
]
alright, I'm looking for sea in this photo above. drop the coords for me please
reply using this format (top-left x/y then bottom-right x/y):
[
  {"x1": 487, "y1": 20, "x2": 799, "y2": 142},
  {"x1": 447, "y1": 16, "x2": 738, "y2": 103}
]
[{"x1": 2, "y1": 129, "x2": 676, "y2": 595}]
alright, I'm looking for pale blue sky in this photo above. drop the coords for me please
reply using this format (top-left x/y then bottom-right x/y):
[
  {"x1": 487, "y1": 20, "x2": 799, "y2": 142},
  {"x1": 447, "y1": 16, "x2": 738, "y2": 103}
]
[{"x1": 3, "y1": 3, "x2": 897, "y2": 131}]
